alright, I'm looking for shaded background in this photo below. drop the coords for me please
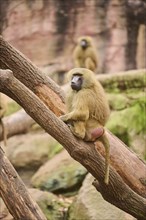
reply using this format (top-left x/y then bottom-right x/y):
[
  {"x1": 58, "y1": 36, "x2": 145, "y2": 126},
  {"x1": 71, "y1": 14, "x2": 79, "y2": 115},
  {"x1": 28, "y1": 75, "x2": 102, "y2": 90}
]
[{"x1": 1, "y1": 0, "x2": 146, "y2": 74}]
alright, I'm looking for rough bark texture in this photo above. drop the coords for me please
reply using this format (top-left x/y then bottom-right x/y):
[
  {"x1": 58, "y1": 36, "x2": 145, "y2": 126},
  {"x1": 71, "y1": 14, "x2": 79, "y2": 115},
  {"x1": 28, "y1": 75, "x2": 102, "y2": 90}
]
[
  {"x1": 0, "y1": 147, "x2": 47, "y2": 220},
  {"x1": 0, "y1": 109, "x2": 35, "y2": 141},
  {"x1": 0, "y1": 36, "x2": 65, "y2": 116},
  {"x1": 0, "y1": 69, "x2": 146, "y2": 220}
]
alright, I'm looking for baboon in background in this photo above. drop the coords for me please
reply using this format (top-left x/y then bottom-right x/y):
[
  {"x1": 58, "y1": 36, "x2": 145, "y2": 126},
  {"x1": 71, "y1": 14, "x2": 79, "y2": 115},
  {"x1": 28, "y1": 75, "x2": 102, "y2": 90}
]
[
  {"x1": 73, "y1": 36, "x2": 98, "y2": 72},
  {"x1": 0, "y1": 93, "x2": 7, "y2": 146},
  {"x1": 60, "y1": 68, "x2": 110, "y2": 184}
]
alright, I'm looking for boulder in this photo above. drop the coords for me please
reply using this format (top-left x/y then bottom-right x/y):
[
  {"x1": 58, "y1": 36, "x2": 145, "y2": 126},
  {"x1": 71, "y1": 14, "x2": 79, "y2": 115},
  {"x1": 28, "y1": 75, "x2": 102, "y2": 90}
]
[
  {"x1": 31, "y1": 150, "x2": 87, "y2": 194},
  {"x1": 68, "y1": 174, "x2": 136, "y2": 220},
  {"x1": 6, "y1": 132, "x2": 62, "y2": 169},
  {"x1": 107, "y1": 92, "x2": 145, "y2": 159}
]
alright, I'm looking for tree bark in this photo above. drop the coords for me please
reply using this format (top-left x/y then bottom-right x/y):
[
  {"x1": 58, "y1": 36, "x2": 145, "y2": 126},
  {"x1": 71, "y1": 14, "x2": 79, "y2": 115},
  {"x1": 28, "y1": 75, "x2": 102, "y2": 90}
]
[
  {"x1": 0, "y1": 69, "x2": 146, "y2": 220},
  {"x1": 0, "y1": 147, "x2": 47, "y2": 220},
  {"x1": 0, "y1": 109, "x2": 35, "y2": 141},
  {"x1": 96, "y1": 69, "x2": 146, "y2": 91},
  {"x1": 0, "y1": 36, "x2": 65, "y2": 116}
]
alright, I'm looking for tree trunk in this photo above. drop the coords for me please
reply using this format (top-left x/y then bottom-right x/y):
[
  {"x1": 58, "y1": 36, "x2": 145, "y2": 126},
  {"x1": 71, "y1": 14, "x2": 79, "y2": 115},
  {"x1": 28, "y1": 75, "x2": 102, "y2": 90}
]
[
  {"x1": 0, "y1": 109, "x2": 35, "y2": 141},
  {"x1": 0, "y1": 69, "x2": 146, "y2": 220},
  {"x1": 0, "y1": 147, "x2": 47, "y2": 220}
]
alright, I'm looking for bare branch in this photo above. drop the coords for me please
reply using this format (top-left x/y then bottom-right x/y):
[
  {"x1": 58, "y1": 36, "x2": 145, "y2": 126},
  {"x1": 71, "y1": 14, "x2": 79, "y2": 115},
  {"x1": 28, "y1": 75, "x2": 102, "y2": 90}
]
[
  {"x1": 0, "y1": 147, "x2": 47, "y2": 220},
  {"x1": 0, "y1": 109, "x2": 35, "y2": 141}
]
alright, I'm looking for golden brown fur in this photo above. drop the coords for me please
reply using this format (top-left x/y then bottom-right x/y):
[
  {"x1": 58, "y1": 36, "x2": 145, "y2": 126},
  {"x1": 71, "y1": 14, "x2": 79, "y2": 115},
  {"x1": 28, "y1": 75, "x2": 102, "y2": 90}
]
[
  {"x1": 0, "y1": 93, "x2": 7, "y2": 146},
  {"x1": 60, "y1": 68, "x2": 110, "y2": 184},
  {"x1": 73, "y1": 36, "x2": 98, "y2": 72}
]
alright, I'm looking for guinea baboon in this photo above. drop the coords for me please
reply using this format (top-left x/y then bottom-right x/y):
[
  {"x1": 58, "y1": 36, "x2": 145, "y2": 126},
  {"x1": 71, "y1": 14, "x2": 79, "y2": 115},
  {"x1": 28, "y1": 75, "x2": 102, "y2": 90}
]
[
  {"x1": 60, "y1": 68, "x2": 110, "y2": 184},
  {"x1": 73, "y1": 36, "x2": 98, "y2": 72}
]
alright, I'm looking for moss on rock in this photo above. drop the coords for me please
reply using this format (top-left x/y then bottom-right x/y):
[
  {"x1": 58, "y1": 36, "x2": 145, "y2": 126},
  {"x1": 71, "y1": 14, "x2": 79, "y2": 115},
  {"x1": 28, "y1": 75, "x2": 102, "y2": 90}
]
[
  {"x1": 107, "y1": 91, "x2": 145, "y2": 158},
  {"x1": 31, "y1": 151, "x2": 87, "y2": 195},
  {"x1": 107, "y1": 94, "x2": 130, "y2": 110}
]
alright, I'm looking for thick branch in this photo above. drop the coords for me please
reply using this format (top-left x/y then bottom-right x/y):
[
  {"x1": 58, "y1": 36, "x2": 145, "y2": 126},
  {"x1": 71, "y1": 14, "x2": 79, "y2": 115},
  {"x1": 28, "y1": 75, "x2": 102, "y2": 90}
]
[
  {"x1": 0, "y1": 70, "x2": 146, "y2": 219},
  {"x1": 0, "y1": 109, "x2": 35, "y2": 141},
  {"x1": 0, "y1": 36, "x2": 65, "y2": 116},
  {"x1": 96, "y1": 69, "x2": 146, "y2": 91},
  {"x1": 0, "y1": 147, "x2": 47, "y2": 220}
]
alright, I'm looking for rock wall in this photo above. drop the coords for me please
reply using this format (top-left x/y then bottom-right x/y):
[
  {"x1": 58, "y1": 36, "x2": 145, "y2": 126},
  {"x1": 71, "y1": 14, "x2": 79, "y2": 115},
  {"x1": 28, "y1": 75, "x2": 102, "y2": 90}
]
[{"x1": 1, "y1": 0, "x2": 146, "y2": 72}]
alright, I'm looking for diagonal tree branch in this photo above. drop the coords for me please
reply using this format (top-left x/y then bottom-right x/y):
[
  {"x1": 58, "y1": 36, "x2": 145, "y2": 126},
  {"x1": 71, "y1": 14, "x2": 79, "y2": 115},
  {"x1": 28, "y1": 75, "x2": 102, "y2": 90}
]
[
  {"x1": 0, "y1": 36, "x2": 65, "y2": 116},
  {"x1": 0, "y1": 147, "x2": 47, "y2": 220},
  {"x1": 0, "y1": 69, "x2": 146, "y2": 220}
]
